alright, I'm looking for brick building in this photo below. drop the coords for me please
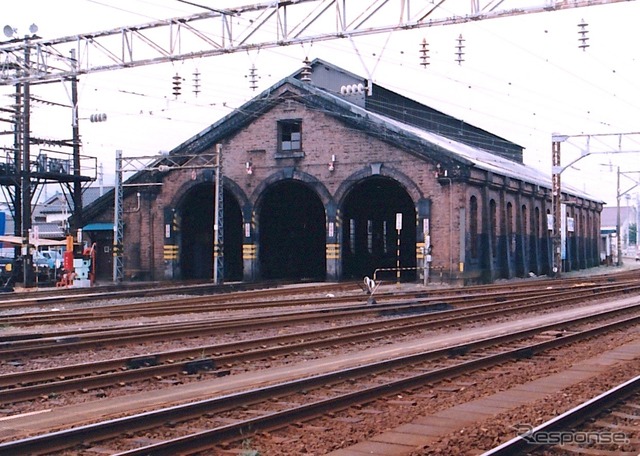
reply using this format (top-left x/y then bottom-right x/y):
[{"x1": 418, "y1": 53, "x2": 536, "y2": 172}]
[{"x1": 82, "y1": 59, "x2": 603, "y2": 284}]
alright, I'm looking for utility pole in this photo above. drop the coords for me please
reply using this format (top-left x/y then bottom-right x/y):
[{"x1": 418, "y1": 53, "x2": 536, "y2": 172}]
[
  {"x1": 113, "y1": 150, "x2": 123, "y2": 282},
  {"x1": 21, "y1": 36, "x2": 33, "y2": 287},
  {"x1": 637, "y1": 192, "x2": 640, "y2": 249},
  {"x1": 551, "y1": 132, "x2": 640, "y2": 277},
  {"x1": 551, "y1": 138, "x2": 562, "y2": 277},
  {"x1": 70, "y1": 49, "x2": 83, "y2": 231},
  {"x1": 395, "y1": 213, "x2": 402, "y2": 284},
  {"x1": 615, "y1": 168, "x2": 640, "y2": 267},
  {"x1": 213, "y1": 143, "x2": 224, "y2": 284},
  {"x1": 616, "y1": 167, "x2": 622, "y2": 266},
  {"x1": 13, "y1": 83, "x2": 22, "y2": 241},
  {"x1": 113, "y1": 151, "x2": 218, "y2": 282}
]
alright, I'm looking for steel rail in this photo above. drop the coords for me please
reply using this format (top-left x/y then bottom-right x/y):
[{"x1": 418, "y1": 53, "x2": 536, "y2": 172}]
[
  {"x1": 1, "y1": 280, "x2": 639, "y2": 358},
  {"x1": 1, "y1": 267, "x2": 636, "y2": 313},
  {"x1": 0, "y1": 283, "x2": 440, "y2": 324},
  {"x1": 4, "y1": 288, "x2": 640, "y2": 404},
  {"x1": 5, "y1": 276, "x2": 640, "y2": 330},
  {"x1": 0, "y1": 284, "x2": 568, "y2": 326},
  {"x1": 2, "y1": 274, "x2": 614, "y2": 321},
  {"x1": 1, "y1": 280, "x2": 638, "y2": 358},
  {"x1": 0, "y1": 280, "x2": 354, "y2": 310},
  {"x1": 2, "y1": 308, "x2": 638, "y2": 455},
  {"x1": 482, "y1": 375, "x2": 640, "y2": 456},
  {"x1": 1, "y1": 270, "x2": 637, "y2": 328}
]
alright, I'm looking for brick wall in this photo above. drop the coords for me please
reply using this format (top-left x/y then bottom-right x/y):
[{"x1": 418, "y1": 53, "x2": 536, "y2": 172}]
[
  {"x1": 121, "y1": 94, "x2": 454, "y2": 281},
  {"x1": 116, "y1": 85, "x2": 601, "y2": 283}
]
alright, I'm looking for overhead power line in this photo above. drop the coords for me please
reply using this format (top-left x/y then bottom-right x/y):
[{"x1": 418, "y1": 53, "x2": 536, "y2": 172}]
[{"x1": 0, "y1": 0, "x2": 629, "y2": 85}]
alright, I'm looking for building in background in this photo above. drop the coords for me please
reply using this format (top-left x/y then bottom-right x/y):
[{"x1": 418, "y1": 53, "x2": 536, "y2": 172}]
[
  {"x1": 0, "y1": 186, "x2": 112, "y2": 252},
  {"x1": 82, "y1": 59, "x2": 603, "y2": 284},
  {"x1": 600, "y1": 205, "x2": 637, "y2": 259}
]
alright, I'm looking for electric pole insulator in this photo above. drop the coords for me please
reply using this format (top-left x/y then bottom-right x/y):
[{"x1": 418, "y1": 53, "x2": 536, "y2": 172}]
[
  {"x1": 246, "y1": 64, "x2": 259, "y2": 91},
  {"x1": 192, "y1": 69, "x2": 201, "y2": 97},
  {"x1": 578, "y1": 19, "x2": 590, "y2": 51},
  {"x1": 455, "y1": 34, "x2": 465, "y2": 65},
  {"x1": 301, "y1": 57, "x2": 312, "y2": 82},
  {"x1": 89, "y1": 113, "x2": 107, "y2": 122},
  {"x1": 419, "y1": 38, "x2": 430, "y2": 68},
  {"x1": 172, "y1": 73, "x2": 182, "y2": 97}
]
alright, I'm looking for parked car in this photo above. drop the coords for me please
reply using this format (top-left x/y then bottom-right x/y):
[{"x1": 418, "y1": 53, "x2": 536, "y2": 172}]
[{"x1": 33, "y1": 250, "x2": 62, "y2": 270}]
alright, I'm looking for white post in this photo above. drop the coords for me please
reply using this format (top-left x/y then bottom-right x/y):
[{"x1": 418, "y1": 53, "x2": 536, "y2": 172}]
[
  {"x1": 213, "y1": 144, "x2": 223, "y2": 284},
  {"x1": 395, "y1": 213, "x2": 402, "y2": 284}
]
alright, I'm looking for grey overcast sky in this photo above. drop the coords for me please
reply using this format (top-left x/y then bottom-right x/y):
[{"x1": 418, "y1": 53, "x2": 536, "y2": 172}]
[{"x1": 2, "y1": 0, "x2": 639, "y2": 207}]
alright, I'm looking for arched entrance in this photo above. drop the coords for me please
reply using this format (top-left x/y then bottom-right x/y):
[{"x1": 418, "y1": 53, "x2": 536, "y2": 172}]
[
  {"x1": 179, "y1": 184, "x2": 243, "y2": 281},
  {"x1": 258, "y1": 180, "x2": 326, "y2": 280},
  {"x1": 341, "y1": 176, "x2": 416, "y2": 280}
]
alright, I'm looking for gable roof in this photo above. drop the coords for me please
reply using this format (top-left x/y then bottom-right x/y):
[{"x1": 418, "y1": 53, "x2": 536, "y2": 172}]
[
  {"x1": 295, "y1": 59, "x2": 525, "y2": 162},
  {"x1": 82, "y1": 60, "x2": 601, "y2": 221},
  {"x1": 165, "y1": 58, "x2": 523, "y2": 166}
]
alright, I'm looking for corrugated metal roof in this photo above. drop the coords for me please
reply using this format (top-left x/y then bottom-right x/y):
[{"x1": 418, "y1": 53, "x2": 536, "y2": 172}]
[{"x1": 315, "y1": 84, "x2": 599, "y2": 201}]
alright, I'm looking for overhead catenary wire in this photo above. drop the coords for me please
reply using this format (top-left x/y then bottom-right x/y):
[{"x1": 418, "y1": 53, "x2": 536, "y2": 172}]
[
  {"x1": 74, "y1": 33, "x2": 639, "y2": 143},
  {"x1": 3, "y1": 1, "x2": 637, "y2": 199},
  {"x1": 56, "y1": 0, "x2": 640, "y2": 130},
  {"x1": 16, "y1": 47, "x2": 640, "y2": 155}
]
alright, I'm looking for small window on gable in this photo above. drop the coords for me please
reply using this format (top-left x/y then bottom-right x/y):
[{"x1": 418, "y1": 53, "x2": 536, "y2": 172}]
[{"x1": 278, "y1": 120, "x2": 302, "y2": 153}]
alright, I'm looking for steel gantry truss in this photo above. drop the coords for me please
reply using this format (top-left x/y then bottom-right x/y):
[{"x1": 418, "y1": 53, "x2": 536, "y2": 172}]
[
  {"x1": 0, "y1": 0, "x2": 631, "y2": 85},
  {"x1": 551, "y1": 132, "x2": 640, "y2": 276},
  {"x1": 113, "y1": 149, "x2": 220, "y2": 282}
]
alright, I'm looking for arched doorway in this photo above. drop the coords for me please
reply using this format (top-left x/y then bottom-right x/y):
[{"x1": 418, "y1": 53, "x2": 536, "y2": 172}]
[
  {"x1": 179, "y1": 184, "x2": 243, "y2": 281},
  {"x1": 258, "y1": 180, "x2": 325, "y2": 280},
  {"x1": 341, "y1": 176, "x2": 416, "y2": 281}
]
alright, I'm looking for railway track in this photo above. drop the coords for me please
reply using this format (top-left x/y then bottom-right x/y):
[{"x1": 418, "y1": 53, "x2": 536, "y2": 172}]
[
  {"x1": 2, "y1": 284, "x2": 640, "y2": 406},
  {"x1": 0, "y1": 280, "x2": 356, "y2": 314},
  {"x1": 2, "y1": 268, "x2": 638, "y2": 320},
  {"x1": 0, "y1": 301, "x2": 638, "y2": 454},
  {"x1": 1, "y1": 278, "x2": 639, "y2": 358},
  {"x1": 0, "y1": 282, "x2": 586, "y2": 325},
  {"x1": 0, "y1": 269, "x2": 638, "y2": 454},
  {"x1": 484, "y1": 375, "x2": 640, "y2": 455}
]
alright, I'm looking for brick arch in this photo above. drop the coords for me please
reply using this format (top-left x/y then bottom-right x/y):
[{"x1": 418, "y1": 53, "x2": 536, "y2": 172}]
[
  {"x1": 166, "y1": 176, "x2": 247, "y2": 281},
  {"x1": 169, "y1": 175, "x2": 249, "y2": 210},
  {"x1": 250, "y1": 169, "x2": 333, "y2": 212},
  {"x1": 338, "y1": 173, "x2": 417, "y2": 281},
  {"x1": 334, "y1": 164, "x2": 423, "y2": 209},
  {"x1": 253, "y1": 177, "x2": 328, "y2": 280}
]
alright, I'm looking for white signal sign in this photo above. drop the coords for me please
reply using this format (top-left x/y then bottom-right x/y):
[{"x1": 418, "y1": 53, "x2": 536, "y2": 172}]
[{"x1": 395, "y1": 213, "x2": 402, "y2": 231}]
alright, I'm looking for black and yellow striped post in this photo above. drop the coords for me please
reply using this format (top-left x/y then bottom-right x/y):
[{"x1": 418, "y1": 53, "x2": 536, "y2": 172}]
[
  {"x1": 326, "y1": 211, "x2": 341, "y2": 280},
  {"x1": 242, "y1": 243, "x2": 257, "y2": 281},
  {"x1": 163, "y1": 208, "x2": 179, "y2": 280},
  {"x1": 163, "y1": 244, "x2": 178, "y2": 261},
  {"x1": 242, "y1": 243, "x2": 256, "y2": 260},
  {"x1": 326, "y1": 243, "x2": 340, "y2": 260}
]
